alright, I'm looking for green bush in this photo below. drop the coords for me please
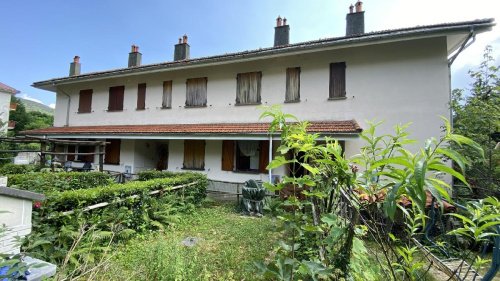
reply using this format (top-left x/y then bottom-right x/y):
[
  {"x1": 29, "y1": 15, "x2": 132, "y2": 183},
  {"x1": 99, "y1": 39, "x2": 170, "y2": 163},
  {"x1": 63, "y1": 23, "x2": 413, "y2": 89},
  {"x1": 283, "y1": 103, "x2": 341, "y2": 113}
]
[
  {"x1": 47, "y1": 172, "x2": 207, "y2": 211},
  {"x1": 136, "y1": 170, "x2": 177, "y2": 181},
  {"x1": 7, "y1": 172, "x2": 113, "y2": 193},
  {"x1": 0, "y1": 164, "x2": 40, "y2": 175}
]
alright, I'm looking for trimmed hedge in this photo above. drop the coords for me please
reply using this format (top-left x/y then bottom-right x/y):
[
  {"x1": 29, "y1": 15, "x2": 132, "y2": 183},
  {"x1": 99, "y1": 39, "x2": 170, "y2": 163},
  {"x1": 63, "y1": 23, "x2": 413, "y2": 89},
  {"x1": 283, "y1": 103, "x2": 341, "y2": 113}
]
[
  {"x1": 0, "y1": 164, "x2": 41, "y2": 175},
  {"x1": 7, "y1": 172, "x2": 113, "y2": 193},
  {"x1": 136, "y1": 170, "x2": 177, "y2": 181},
  {"x1": 47, "y1": 172, "x2": 207, "y2": 212}
]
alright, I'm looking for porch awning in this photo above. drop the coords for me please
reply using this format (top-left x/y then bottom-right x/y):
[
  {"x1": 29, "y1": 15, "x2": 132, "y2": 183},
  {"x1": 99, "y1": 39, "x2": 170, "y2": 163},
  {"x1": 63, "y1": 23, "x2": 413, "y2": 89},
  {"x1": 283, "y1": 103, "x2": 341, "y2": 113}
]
[{"x1": 21, "y1": 121, "x2": 362, "y2": 140}]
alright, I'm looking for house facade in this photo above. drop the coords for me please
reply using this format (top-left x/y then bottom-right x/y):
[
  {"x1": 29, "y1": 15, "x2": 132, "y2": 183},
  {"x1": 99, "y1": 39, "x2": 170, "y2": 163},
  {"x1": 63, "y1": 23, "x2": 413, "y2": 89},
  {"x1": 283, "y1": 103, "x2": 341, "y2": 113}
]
[
  {"x1": 26, "y1": 4, "x2": 494, "y2": 184},
  {"x1": 0, "y1": 82, "x2": 19, "y2": 134}
]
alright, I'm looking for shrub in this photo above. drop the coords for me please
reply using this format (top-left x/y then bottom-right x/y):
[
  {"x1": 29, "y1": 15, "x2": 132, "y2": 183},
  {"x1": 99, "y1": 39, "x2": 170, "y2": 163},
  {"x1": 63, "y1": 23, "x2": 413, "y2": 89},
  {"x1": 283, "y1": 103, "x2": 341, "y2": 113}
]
[
  {"x1": 0, "y1": 164, "x2": 40, "y2": 175},
  {"x1": 7, "y1": 172, "x2": 113, "y2": 193},
  {"x1": 136, "y1": 170, "x2": 177, "y2": 181}
]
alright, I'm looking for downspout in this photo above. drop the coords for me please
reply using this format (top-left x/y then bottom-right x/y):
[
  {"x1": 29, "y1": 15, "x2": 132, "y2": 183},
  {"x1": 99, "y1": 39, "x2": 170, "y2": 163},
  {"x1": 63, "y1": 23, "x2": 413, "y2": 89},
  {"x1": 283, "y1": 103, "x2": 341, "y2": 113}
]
[
  {"x1": 268, "y1": 134, "x2": 273, "y2": 182},
  {"x1": 57, "y1": 85, "x2": 71, "y2": 127}
]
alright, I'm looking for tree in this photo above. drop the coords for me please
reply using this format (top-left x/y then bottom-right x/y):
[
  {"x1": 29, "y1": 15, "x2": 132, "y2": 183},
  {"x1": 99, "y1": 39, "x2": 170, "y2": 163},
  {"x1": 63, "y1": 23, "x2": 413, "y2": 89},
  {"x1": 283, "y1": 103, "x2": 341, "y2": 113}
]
[{"x1": 451, "y1": 46, "x2": 500, "y2": 198}]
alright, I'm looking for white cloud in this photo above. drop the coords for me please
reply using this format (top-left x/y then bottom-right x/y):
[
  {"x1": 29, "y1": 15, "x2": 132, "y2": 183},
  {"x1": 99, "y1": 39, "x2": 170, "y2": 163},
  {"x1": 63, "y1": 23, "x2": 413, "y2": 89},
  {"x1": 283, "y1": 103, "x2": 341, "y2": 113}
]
[
  {"x1": 49, "y1": 104, "x2": 56, "y2": 109},
  {"x1": 20, "y1": 94, "x2": 44, "y2": 104}
]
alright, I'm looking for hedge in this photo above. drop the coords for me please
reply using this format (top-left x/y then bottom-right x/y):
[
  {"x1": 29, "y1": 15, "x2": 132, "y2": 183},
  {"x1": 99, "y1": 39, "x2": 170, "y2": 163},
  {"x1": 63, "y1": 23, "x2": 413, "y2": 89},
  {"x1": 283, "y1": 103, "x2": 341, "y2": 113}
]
[
  {"x1": 46, "y1": 172, "x2": 207, "y2": 212},
  {"x1": 136, "y1": 170, "x2": 177, "y2": 181},
  {"x1": 0, "y1": 164, "x2": 41, "y2": 175},
  {"x1": 7, "y1": 172, "x2": 113, "y2": 193}
]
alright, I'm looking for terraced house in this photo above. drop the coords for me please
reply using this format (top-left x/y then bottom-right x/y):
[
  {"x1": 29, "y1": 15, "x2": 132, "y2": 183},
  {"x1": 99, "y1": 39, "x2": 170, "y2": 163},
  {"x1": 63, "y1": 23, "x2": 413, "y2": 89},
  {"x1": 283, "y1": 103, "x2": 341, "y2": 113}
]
[{"x1": 26, "y1": 3, "x2": 494, "y2": 185}]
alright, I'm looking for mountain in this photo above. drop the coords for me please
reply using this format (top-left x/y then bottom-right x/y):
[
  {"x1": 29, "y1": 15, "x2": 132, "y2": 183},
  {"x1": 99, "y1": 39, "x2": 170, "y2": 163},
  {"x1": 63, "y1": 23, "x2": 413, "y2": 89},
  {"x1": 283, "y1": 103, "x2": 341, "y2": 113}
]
[{"x1": 18, "y1": 98, "x2": 54, "y2": 115}]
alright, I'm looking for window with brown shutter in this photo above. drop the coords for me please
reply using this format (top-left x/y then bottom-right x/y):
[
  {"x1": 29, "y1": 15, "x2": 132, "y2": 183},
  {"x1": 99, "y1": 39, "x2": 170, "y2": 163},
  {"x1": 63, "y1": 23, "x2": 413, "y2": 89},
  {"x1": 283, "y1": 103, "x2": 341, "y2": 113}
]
[
  {"x1": 162, "y1": 81, "x2": 172, "y2": 108},
  {"x1": 329, "y1": 62, "x2": 346, "y2": 99},
  {"x1": 285, "y1": 67, "x2": 300, "y2": 102},
  {"x1": 236, "y1": 72, "x2": 262, "y2": 105},
  {"x1": 232, "y1": 140, "x2": 269, "y2": 173},
  {"x1": 259, "y1": 140, "x2": 270, "y2": 173},
  {"x1": 186, "y1": 77, "x2": 207, "y2": 107},
  {"x1": 104, "y1": 139, "x2": 121, "y2": 165},
  {"x1": 137, "y1": 83, "x2": 146, "y2": 110},
  {"x1": 221, "y1": 140, "x2": 235, "y2": 171},
  {"x1": 183, "y1": 140, "x2": 205, "y2": 170},
  {"x1": 78, "y1": 89, "x2": 93, "y2": 113},
  {"x1": 108, "y1": 86, "x2": 125, "y2": 111},
  {"x1": 67, "y1": 145, "x2": 75, "y2": 161}
]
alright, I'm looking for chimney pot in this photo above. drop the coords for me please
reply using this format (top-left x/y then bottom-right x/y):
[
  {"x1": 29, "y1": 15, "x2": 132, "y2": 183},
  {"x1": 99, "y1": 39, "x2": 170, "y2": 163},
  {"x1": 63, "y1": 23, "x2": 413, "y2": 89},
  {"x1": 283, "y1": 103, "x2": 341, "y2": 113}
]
[
  {"x1": 355, "y1": 1, "x2": 363, "y2": 12},
  {"x1": 276, "y1": 16, "x2": 282, "y2": 27},
  {"x1": 178, "y1": 38, "x2": 182, "y2": 44},
  {"x1": 283, "y1": 18, "x2": 287, "y2": 25},
  {"x1": 182, "y1": 34, "x2": 188, "y2": 44},
  {"x1": 73, "y1": 56, "x2": 80, "y2": 63},
  {"x1": 349, "y1": 4, "x2": 354, "y2": 13}
]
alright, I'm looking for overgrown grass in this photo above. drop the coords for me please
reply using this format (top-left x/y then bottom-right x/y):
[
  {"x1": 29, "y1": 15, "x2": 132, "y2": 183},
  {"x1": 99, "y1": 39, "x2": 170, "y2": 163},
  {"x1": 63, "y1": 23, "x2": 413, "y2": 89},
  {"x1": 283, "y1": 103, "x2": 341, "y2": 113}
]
[{"x1": 99, "y1": 200, "x2": 278, "y2": 281}]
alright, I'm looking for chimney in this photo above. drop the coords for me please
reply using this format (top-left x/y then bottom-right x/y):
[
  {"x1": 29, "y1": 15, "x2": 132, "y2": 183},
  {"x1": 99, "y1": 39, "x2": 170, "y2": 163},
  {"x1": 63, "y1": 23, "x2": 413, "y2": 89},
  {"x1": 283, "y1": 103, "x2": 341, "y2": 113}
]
[
  {"x1": 274, "y1": 16, "x2": 290, "y2": 47},
  {"x1": 128, "y1": 45, "x2": 142, "y2": 67},
  {"x1": 69, "y1": 56, "x2": 81, "y2": 76},
  {"x1": 346, "y1": 1, "x2": 365, "y2": 36},
  {"x1": 174, "y1": 34, "x2": 190, "y2": 61}
]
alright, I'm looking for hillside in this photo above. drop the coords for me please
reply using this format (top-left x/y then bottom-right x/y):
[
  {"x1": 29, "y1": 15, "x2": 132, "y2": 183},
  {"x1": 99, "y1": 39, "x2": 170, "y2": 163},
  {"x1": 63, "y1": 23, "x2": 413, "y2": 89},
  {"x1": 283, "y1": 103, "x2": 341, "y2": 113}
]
[{"x1": 19, "y1": 98, "x2": 54, "y2": 115}]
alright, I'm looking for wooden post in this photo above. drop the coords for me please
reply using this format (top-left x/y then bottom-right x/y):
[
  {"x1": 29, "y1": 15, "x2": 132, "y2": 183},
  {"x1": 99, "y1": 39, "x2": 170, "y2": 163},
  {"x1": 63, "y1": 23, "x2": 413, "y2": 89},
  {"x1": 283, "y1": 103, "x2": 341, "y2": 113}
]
[
  {"x1": 50, "y1": 143, "x2": 56, "y2": 172},
  {"x1": 40, "y1": 141, "x2": 46, "y2": 167},
  {"x1": 98, "y1": 144, "x2": 104, "y2": 172}
]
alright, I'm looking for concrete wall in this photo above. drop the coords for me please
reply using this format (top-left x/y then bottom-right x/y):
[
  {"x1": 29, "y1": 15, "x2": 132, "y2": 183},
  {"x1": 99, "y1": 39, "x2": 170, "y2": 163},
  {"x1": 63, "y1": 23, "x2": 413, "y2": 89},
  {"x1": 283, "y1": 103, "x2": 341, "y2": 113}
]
[
  {"x1": 52, "y1": 36, "x2": 450, "y2": 180},
  {"x1": 0, "y1": 195, "x2": 32, "y2": 254},
  {"x1": 0, "y1": 92, "x2": 12, "y2": 133}
]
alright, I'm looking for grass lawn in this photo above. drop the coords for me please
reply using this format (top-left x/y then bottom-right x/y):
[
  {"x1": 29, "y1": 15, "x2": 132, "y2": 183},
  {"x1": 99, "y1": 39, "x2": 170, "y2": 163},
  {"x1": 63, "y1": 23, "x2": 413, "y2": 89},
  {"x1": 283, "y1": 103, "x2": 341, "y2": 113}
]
[{"x1": 99, "y1": 200, "x2": 278, "y2": 281}]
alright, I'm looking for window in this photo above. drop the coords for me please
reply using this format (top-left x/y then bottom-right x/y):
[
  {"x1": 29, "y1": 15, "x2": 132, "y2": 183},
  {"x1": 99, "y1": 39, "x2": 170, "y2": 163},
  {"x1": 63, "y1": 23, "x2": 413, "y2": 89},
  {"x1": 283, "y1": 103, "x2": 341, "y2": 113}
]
[
  {"x1": 183, "y1": 140, "x2": 205, "y2": 170},
  {"x1": 108, "y1": 86, "x2": 125, "y2": 111},
  {"x1": 236, "y1": 72, "x2": 261, "y2": 105},
  {"x1": 104, "y1": 139, "x2": 121, "y2": 165},
  {"x1": 78, "y1": 89, "x2": 93, "y2": 113},
  {"x1": 67, "y1": 145, "x2": 75, "y2": 161},
  {"x1": 77, "y1": 145, "x2": 95, "y2": 162},
  {"x1": 221, "y1": 140, "x2": 269, "y2": 173},
  {"x1": 137, "y1": 83, "x2": 146, "y2": 110},
  {"x1": 285, "y1": 67, "x2": 300, "y2": 102},
  {"x1": 185, "y1": 78, "x2": 207, "y2": 107},
  {"x1": 329, "y1": 62, "x2": 346, "y2": 99},
  {"x1": 162, "y1": 81, "x2": 172, "y2": 108}
]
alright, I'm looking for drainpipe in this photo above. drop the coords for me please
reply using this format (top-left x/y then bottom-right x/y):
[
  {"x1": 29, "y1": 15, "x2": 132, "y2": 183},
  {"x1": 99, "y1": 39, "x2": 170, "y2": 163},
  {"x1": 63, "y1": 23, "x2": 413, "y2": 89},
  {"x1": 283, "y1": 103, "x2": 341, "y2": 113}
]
[
  {"x1": 268, "y1": 135, "x2": 273, "y2": 182},
  {"x1": 57, "y1": 85, "x2": 71, "y2": 127}
]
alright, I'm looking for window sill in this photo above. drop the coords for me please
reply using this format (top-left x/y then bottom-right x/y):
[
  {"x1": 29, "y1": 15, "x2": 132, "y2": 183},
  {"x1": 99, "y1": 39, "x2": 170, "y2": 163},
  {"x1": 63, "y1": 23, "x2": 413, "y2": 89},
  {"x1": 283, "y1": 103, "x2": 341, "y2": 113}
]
[
  {"x1": 106, "y1": 109, "x2": 124, "y2": 112},
  {"x1": 328, "y1": 97, "x2": 347, "y2": 101},
  {"x1": 181, "y1": 167, "x2": 205, "y2": 171},
  {"x1": 234, "y1": 102, "x2": 262, "y2": 106},
  {"x1": 136, "y1": 108, "x2": 146, "y2": 111},
  {"x1": 284, "y1": 100, "x2": 300, "y2": 104},
  {"x1": 160, "y1": 106, "x2": 171, "y2": 110},
  {"x1": 77, "y1": 111, "x2": 92, "y2": 114},
  {"x1": 184, "y1": 105, "x2": 207, "y2": 108}
]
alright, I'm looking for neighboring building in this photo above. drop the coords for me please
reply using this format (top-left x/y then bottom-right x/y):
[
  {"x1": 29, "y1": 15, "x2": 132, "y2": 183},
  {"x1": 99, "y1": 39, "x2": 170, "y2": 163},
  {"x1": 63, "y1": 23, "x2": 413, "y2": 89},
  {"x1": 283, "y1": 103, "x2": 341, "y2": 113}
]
[
  {"x1": 0, "y1": 82, "x2": 19, "y2": 133},
  {"x1": 25, "y1": 3, "x2": 494, "y2": 184}
]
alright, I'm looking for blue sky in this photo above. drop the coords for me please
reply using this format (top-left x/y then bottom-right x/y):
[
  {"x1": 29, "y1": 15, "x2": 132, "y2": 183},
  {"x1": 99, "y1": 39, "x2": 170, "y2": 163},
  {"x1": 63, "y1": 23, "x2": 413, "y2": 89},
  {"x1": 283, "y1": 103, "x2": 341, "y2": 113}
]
[{"x1": 1, "y1": 0, "x2": 498, "y2": 107}]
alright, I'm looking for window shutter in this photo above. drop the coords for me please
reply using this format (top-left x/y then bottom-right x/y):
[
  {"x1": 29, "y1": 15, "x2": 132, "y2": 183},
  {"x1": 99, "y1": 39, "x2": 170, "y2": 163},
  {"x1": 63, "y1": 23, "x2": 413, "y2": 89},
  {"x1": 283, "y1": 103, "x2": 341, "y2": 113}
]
[
  {"x1": 186, "y1": 78, "x2": 207, "y2": 107},
  {"x1": 109, "y1": 86, "x2": 125, "y2": 111},
  {"x1": 183, "y1": 140, "x2": 194, "y2": 168},
  {"x1": 285, "y1": 67, "x2": 300, "y2": 102},
  {"x1": 236, "y1": 72, "x2": 261, "y2": 104},
  {"x1": 104, "y1": 139, "x2": 121, "y2": 164},
  {"x1": 183, "y1": 140, "x2": 205, "y2": 169},
  {"x1": 78, "y1": 89, "x2": 93, "y2": 113},
  {"x1": 259, "y1": 140, "x2": 270, "y2": 173},
  {"x1": 221, "y1": 140, "x2": 234, "y2": 171},
  {"x1": 329, "y1": 62, "x2": 346, "y2": 98},
  {"x1": 162, "y1": 81, "x2": 172, "y2": 108},
  {"x1": 67, "y1": 145, "x2": 75, "y2": 161},
  {"x1": 137, "y1": 83, "x2": 146, "y2": 110}
]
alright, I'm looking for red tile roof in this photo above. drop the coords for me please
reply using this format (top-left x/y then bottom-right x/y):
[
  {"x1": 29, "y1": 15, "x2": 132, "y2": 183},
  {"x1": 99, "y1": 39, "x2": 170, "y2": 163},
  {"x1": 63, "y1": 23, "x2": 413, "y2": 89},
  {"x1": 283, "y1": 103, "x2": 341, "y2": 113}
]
[
  {"x1": 0, "y1": 82, "x2": 19, "y2": 94},
  {"x1": 22, "y1": 121, "x2": 362, "y2": 136}
]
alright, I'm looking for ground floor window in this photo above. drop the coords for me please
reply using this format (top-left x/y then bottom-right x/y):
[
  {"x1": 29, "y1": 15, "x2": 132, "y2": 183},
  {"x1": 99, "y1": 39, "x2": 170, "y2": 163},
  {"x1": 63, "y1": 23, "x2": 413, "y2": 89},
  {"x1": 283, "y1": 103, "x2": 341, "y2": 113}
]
[
  {"x1": 221, "y1": 140, "x2": 269, "y2": 173},
  {"x1": 77, "y1": 145, "x2": 95, "y2": 162},
  {"x1": 183, "y1": 140, "x2": 205, "y2": 170},
  {"x1": 104, "y1": 139, "x2": 121, "y2": 165}
]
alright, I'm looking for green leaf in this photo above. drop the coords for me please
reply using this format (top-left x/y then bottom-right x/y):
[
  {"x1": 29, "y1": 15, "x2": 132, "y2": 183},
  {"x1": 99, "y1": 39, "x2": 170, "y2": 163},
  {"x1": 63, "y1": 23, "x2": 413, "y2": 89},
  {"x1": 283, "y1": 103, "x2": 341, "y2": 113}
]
[
  {"x1": 427, "y1": 163, "x2": 468, "y2": 186},
  {"x1": 435, "y1": 147, "x2": 468, "y2": 173},
  {"x1": 414, "y1": 160, "x2": 427, "y2": 193}
]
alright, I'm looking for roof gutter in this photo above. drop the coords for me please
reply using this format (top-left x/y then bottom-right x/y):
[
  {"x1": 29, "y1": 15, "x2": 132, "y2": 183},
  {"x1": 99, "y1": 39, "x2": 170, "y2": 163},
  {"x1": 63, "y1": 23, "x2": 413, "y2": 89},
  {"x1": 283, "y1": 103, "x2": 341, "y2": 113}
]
[{"x1": 448, "y1": 27, "x2": 476, "y2": 67}]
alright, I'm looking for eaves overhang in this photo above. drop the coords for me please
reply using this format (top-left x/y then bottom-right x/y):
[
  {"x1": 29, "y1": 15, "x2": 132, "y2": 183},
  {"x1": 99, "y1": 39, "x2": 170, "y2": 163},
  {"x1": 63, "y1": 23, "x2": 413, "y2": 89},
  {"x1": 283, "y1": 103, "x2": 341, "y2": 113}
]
[{"x1": 32, "y1": 18, "x2": 495, "y2": 92}]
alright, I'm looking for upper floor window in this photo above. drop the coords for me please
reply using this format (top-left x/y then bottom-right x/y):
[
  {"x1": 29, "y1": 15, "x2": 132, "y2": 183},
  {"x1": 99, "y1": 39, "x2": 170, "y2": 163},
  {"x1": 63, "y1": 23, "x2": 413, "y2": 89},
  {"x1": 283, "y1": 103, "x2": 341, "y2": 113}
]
[
  {"x1": 162, "y1": 81, "x2": 172, "y2": 109},
  {"x1": 186, "y1": 77, "x2": 207, "y2": 107},
  {"x1": 329, "y1": 62, "x2": 346, "y2": 99},
  {"x1": 136, "y1": 83, "x2": 146, "y2": 110},
  {"x1": 236, "y1": 72, "x2": 261, "y2": 105},
  {"x1": 108, "y1": 86, "x2": 125, "y2": 111},
  {"x1": 285, "y1": 67, "x2": 300, "y2": 103},
  {"x1": 78, "y1": 89, "x2": 93, "y2": 113},
  {"x1": 183, "y1": 140, "x2": 205, "y2": 170}
]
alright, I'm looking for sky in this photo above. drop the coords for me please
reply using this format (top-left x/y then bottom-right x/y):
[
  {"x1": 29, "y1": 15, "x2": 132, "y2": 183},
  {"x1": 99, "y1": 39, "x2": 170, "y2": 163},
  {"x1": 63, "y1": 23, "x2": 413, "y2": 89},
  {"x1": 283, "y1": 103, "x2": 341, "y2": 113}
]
[{"x1": 0, "y1": 0, "x2": 499, "y2": 108}]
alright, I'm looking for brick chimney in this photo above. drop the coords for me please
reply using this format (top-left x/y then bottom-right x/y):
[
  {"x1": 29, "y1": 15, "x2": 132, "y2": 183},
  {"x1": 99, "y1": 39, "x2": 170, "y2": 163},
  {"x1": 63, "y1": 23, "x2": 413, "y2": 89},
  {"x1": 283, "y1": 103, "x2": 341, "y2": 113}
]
[
  {"x1": 174, "y1": 34, "x2": 190, "y2": 61},
  {"x1": 69, "y1": 56, "x2": 81, "y2": 76},
  {"x1": 346, "y1": 1, "x2": 365, "y2": 36},
  {"x1": 274, "y1": 16, "x2": 290, "y2": 47},
  {"x1": 128, "y1": 45, "x2": 142, "y2": 67}
]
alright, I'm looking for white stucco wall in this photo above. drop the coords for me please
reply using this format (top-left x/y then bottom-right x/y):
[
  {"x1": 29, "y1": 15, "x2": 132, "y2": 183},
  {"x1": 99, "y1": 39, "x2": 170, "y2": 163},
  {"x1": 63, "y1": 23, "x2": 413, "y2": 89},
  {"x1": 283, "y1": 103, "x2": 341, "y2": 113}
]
[
  {"x1": 0, "y1": 92, "x2": 12, "y2": 133},
  {"x1": 0, "y1": 195, "x2": 33, "y2": 254},
  {"x1": 52, "y1": 36, "x2": 450, "y2": 181}
]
